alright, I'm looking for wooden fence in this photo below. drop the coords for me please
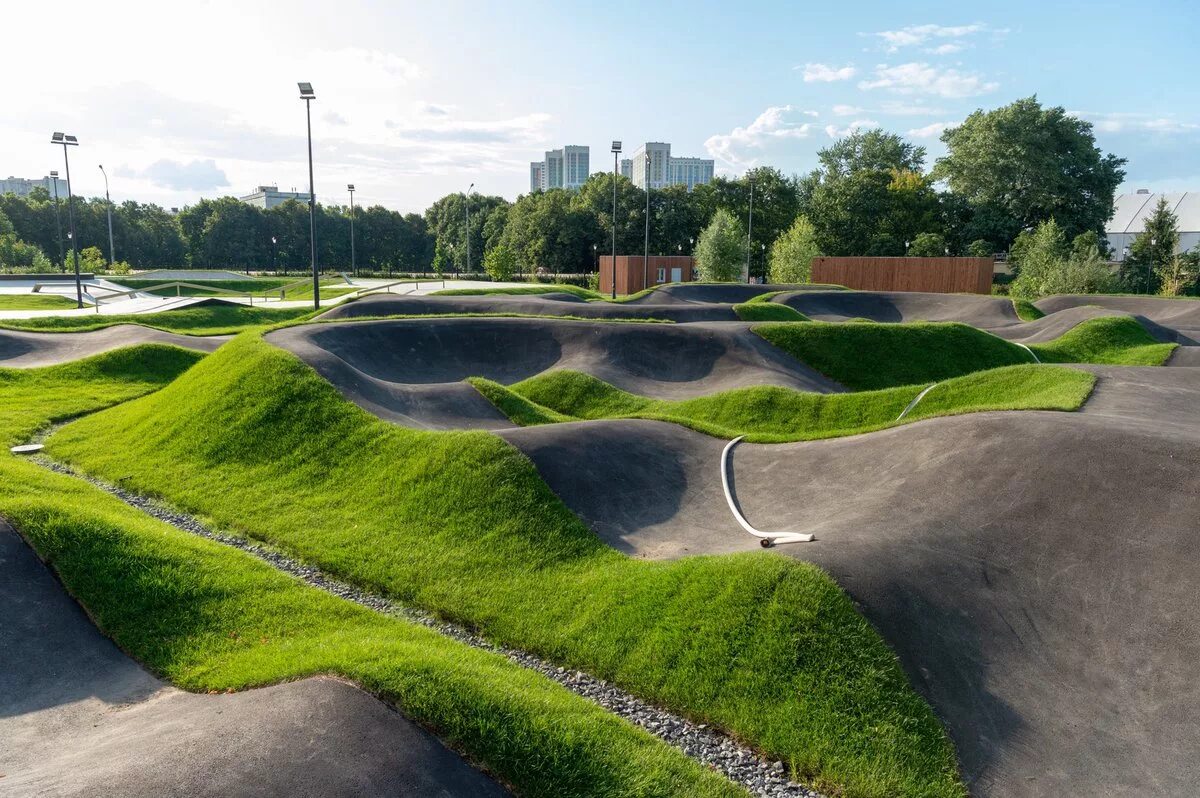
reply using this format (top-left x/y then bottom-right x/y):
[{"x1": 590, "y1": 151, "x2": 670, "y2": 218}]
[{"x1": 810, "y1": 257, "x2": 994, "y2": 294}]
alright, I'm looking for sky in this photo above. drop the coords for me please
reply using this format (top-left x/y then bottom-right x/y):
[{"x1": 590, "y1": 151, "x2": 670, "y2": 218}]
[{"x1": 4, "y1": 0, "x2": 1198, "y2": 214}]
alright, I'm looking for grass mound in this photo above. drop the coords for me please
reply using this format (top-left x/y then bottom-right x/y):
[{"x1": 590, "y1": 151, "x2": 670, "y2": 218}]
[
  {"x1": 1012, "y1": 299, "x2": 1045, "y2": 321},
  {"x1": 0, "y1": 305, "x2": 314, "y2": 335},
  {"x1": 0, "y1": 294, "x2": 79, "y2": 310},
  {"x1": 734, "y1": 302, "x2": 810, "y2": 322},
  {"x1": 1028, "y1": 315, "x2": 1177, "y2": 365},
  {"x1": 0, "y1": 344, "x2": 204, "y2": 445},
  {"x1": 111, "y1": 276, "x2": 355, "y2": 301},
  {"x1": 482, "y1": 365, "x2": 1093, "y2": 442},
  {"x1": 755, "y1": 321, "x2": 1031, "y2": 390},
  {"x1": 432, "y1": 284, "x2": 602, "y2": 300},
  {"x1": 0, "y1": 363, "x2": 742, "y2": 797},
  {"x1": 45, "y1": 333, "x2": 964, "y2": 798}
]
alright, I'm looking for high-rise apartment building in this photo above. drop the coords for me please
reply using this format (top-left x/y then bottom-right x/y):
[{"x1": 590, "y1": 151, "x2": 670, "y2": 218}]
[
  {"x1": 620, "y1": 159, "x2": 633, "y2": 180},
  {"x1": 668, "y1": 157, "x2": 715, "y2": 190},
  {"x1": 1, "y1": 174, "x2": 69, "y2": 198},
  {"x1": 529, "y1": 145, "x2": 589, "y2": 191},
  {"x1": 627, "y1": 143, "x2": 715, "y2": 191}
]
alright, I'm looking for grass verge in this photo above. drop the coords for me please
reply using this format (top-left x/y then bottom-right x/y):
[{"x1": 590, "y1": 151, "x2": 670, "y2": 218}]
[
  {"x1": 1011, "y1": 299, "x2": 1045, "y2": 321},
  {"x1": 734, "y1": 302, "x2": 810, "y2": 322},
  {"x1": 1028, "y1": 315, "x2": 1177, "y2": 365},
  {"x1": 476, "y1": 365, "x2": 1093, "y2": 443},
  {"x1": 0, "y1": 294, "x2": 79, "y2": 310},
  {"x1": 0, "y1": 305, "x2": 316, "y2": 335},
  {"x1": 46, "y1": 332, "x2": 966, "y2": 798}
]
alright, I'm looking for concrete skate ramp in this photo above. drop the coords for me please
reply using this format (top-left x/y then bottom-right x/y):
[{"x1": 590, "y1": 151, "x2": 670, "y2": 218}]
[
  {"x1": 0, "y1": 324, "x2": 228, "y2": 368},
  {"x1": 781, "y1": 289, "x2": 1022, "y2": 327},
  {"x1": 267, "y1": 318, "x2": 841, "y2": 429},
  {"x1": 1035, "y1": 294, "x2": 1200, "y2": 344},
  {"x1": 321, "y1": 292, "x2": 739, "y2": 322},
  {"x1": 0, "y1": 522, "x2": 508, "y2": 797},
  {"x1": 501, "y1": 372, "x2": 1200, "y2": 797}
]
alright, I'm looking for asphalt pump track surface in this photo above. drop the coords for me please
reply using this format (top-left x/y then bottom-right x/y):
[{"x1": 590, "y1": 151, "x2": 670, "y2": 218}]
[
  {"x1": 0, "y1": 324, "x2": 228, "y2": 368},
  {"x1": 0, "y1": 521, "x2": 508, "y2": 797}
]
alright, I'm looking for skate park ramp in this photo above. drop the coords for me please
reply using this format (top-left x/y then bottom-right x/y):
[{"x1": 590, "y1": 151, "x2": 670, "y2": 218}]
[
  {"x1": 1035, "y1": 294, "x2": 1200, "y2": 344},
  {"x1": 0, "y1": 521, "x2": 508, "y2": 798},
  {"x1": 320, "y1": 292, "x2": 741, "y2": 322},
  {"x1": 781, "y1": 289, "x2": 1022, "y2": 327},
  {"x1": 266, "y1": 317, "x2": 842, "y2": 429},
  {"x1": 0, "y1": 325, "x2": 228, "y2": 368},
  {"x1": 500, "y1": 367, "x2": 1200, "y2": 798}
]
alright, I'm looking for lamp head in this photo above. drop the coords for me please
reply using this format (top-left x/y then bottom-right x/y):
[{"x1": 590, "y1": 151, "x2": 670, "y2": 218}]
[{"x1": 298, "y1": 82, "x2": 315, "y2": 99}]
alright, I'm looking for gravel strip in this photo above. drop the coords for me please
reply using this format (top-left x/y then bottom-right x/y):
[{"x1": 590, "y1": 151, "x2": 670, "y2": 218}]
[{"x1": 29, "y1": 451, "x2": 824, "y2": 798}]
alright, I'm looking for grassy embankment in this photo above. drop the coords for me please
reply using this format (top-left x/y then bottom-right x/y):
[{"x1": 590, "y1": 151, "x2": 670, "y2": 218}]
[
  {"x1": 1011, "y1": 299, "x2": 1045, "y2": 321},
  {"x1": 0, "y1": 294, "x2": 80, "y2": 310},
  {"x1": 0, "y1": 305, "x2": 316, "y2": 335},
  {"x1": 1028, "y1": 315, "x2": 1177, "y2": 365},
  {"x1": 0, "y1": 350, "x2": 747, "y2": 797},
  {"x1": 733, "y1": 302, "x2": 810, "y2": 322},
  {"x1": 472, "y1": 365, "x2": 1094, "y2": 443},
  {"x1": 43, "y1": 332, "x2": 966, "y2": 798},
  {"x1": 112, "y1": 276, "x2": 357, "y2": 301}
]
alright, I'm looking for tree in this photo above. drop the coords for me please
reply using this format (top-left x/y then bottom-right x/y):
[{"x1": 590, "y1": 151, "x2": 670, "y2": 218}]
[
  {"x1": 817, "y1": 129, "x2": 926, "y2": 178},
  {"x1": 1010, "y1": 219, "x2": 1117, "y2": 299},
  {"x1": 1158, "y1": 251, "x2": 1199, "y2": 297},
  {"x1": 573, "y1": 173, "x2": 645, "y2": 256},
  {"x1": 431, "y1": 241, "x2": 449, "y2": 278},
  {"x1": 484, "y1": 244, "x2": 518, "y2": 282},
  {"x1": 934, "y1": 96, "x2": 1126, "y2": 246},
  {"x1": 694, "y1": 209, "x2": 746, "y2": 282},
  {"x1": 768, "y1": 216, "x2": 820, "y2": 283},
  {"x1": 1123, "y1": 197, "x2": 1178, "y2": 293},
  {"x1": 967, "y1": 239, "x2": 992, "y2": 257},
  {"x1": 908, "y1": 232, "x2": 947, "y2": 257},
  {"x1": 693, "y1": 167, "x2": 801, "y2": 280}
]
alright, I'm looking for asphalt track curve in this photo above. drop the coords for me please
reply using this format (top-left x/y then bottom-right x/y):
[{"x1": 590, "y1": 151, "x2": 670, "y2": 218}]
[
  {"x1": 499, "y1": 367, "x2": 1200, "y2": 798},
  {"x1": 0, "y1": 521, "x2": 509, "y2": 798},
  {"x1": 779, "y1": 289, "x2": 1023, "y2": 327},
  {"x1": 319, "y1": 292, "x2": 742, "y2": 322},
  {"x1": 1035, "y1": 294, "x2": 1200, "y2": 344},
  {"x1": 266, "y1": 317, "x2": 842, "y2": 429},
  {"x1": 622, "y1": 283, "x2": 825, "y2": 305},
  {"x1": 0, "y1": 324, "x2": 228, "y2": 367}
]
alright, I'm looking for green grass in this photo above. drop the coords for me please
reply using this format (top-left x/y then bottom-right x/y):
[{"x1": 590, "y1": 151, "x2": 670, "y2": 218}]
[
  {"x1": 1028, "y1": 315, "x2": 1177, "y2": 366},
  {"x1": 734, "y1": 302, "x2": 810, "y2": 322},
  {"x1": 0, "y1": 294, "x2": 80, "y2": 310},
  {"x1": 45, "y1": 332, "x2": 965, "y2": 798},
  {"x1": 755, "y1": 321, "x2": 1032, "y2": 390},
  {"x1": 0, "y1": 305, "x2": 316, "y2": 336},
  {"x1": 112, "y1": 276, "x2": 356, "y2": 301},
  {"x1": 478, "y1": 365, "x2": 1094, "y2": 443},
  {"x1": 0, "y1": 358, "x2": 745, "y2": 798},
  {"x1": 1012, "y1": 299, "x2": 1045, "y2": 321},
  {"x1": 432, "y1": 284, "x2": 603, "y2": 300}
]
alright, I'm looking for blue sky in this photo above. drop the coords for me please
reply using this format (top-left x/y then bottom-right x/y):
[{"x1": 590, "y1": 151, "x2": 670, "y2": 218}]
[{"x1": 3, "y1": 0, "x2": 1198, "y2": 212}]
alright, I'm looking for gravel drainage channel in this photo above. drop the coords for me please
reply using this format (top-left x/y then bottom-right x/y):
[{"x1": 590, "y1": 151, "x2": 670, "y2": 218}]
[{"x1": 26, "y1": 449, "x2": 824, "y2": 798}]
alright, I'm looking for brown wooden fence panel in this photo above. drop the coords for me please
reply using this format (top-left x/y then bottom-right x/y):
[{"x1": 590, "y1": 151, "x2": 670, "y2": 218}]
[{"x1": 810, "y1": 257, "x2": 993, "y2": 294}]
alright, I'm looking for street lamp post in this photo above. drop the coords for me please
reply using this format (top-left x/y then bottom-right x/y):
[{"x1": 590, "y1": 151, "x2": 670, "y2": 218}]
[
  {"x1": 298, "y1": 82, "x2": 319, "y2": 310},
  {"x1": 643, "y1": 151, "x2": 651, "y2": 292},
  {"x1": 745, "y1": 175, "x2": 755, "y2": 283},
  {"x1": 761, "y1": 242, "x2": 766, "y2": 280},
  {"x1": 98, "y1": 164, "x2": 115, "y2": 268},
  {"x1": 1147, "y1": 237, "x2": 1156, "y2": 295},
  {"x1": 50, "y1": 133, "x2": 83, "y2": 308},
  {"x1": 347, "y1": 184, "x2": 356, "y2": 277},
  {"x1": 49, "y1": 170, "x2": 64, "y2": 271},
  {"x1": 610, "y1": 141, "x2": 622, "y2": 299},
  {"x1": 593, "y1": 243, "x2": 598, "y2": 274},
  {"x1": 464, "y1": 182, "x2": 474, "y2": 277},
  {"x1": 271, "y1": 236, "x2": 278, "y2": 275}
]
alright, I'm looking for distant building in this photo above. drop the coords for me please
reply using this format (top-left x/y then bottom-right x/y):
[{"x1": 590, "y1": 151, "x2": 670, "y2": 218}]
[
  {"x1": 1106, "y1": 190, "x2": 1200, "y2": 261},
  {"x1": 238, "y1": 185, "x2": 312, "y2": 209},
  {"x1": 620, "y1": 159, "x2": 633, "y2": 180},
  {"x1": 1, "y1": 174, "x2": 69, "y2": 198},
  {"x1": 627, "y1": 143, "x2": 714, "y2": 191},
  {"x1": 529, "y1": 145, "x2": 589, "y2": 191}
]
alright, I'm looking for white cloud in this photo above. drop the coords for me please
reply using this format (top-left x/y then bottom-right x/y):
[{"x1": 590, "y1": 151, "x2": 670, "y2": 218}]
[
  {"x1": 879, "y1": 100, "x2": 950, "y2": 115},
  {"x1": 132, "y1": 159, "x2": 230, "y2": 191},
  {"x1": 832, "y1": 104, "x2": 864, "y2": 116},
  {"x1": 925, "y1": 43, "x2": 964, "y2": 55},
  {"x1": 859, "y1": 62, "x2": 998, "y2": 97},
  {"x1": 1070, "y1": 111, "x2": 1200, "y2": 134},
  {"x1": 870, "y1": 23, "x2": 998, "y2": 52},
  {"x1": 705, "y1": 106, "x2": 816, "y2": 168},
  {"x1": 907, "y1": 121, "x2": 953, "y2": 139},
  {"x1": 799, "y1": 63, "x2": 857, "y2": 82},
  {"x1": 824, "y1": 119, "x2": 879, "y2": 139}
]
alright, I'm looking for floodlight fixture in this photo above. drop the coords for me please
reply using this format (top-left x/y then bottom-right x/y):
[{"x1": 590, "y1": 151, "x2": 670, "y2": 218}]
[
  {"x1": 611, "y1": 140, "x2": 622, "y2": 153},
  {"x1": 51, "y1": 130, "x2": 83, "y2": 306},
  {"x1": 347, "y1": 183, "x2": 355, "y2": 191},
  {"x1": 298, "y1": 82, "x2": 315, "y2": 99}
]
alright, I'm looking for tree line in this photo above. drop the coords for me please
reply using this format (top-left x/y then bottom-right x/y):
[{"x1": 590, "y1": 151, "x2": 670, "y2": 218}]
[{"x1": 2, "y1": 97, "x2": 1160, "y2": 287}]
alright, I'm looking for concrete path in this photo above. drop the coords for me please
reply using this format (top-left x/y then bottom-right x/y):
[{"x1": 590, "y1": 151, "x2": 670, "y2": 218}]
[
  {"x1": 0, "y1": 521, "x2": 509, "y2": 797},
  {"x1": 0, "y1": 325, "x2": 228, "y2": 368}
]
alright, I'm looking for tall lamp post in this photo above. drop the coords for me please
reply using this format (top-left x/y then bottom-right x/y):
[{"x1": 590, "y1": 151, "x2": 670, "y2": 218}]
[
  {"x1": 98, "y1": 164, "x2": 115, "y2": 267},
  {"x1": 50, "y1": 132, "x2": 83, "y2": 308},
  {"x1": 745, "y1": 175, "x2": 755, "y2": 283},
  {"x1": 298, "y1": 82, "x2": 319, "y2": 310},
  {"x1": 464, "y1": 182, "x2": 474, "y2": 277},
  {"x1": 1147, "y1": 237, "x2": 1156, "y2": 295},
  {"x1": 610, "y1": 141, "x2": 622, "y2": 298},
  {"x1": 347, "y1": 184, "x2": 356, "y2": 277},
  {"x1": 49, "y1": 170, "x2": 64, "y2": 271},
  {"x1": 642, "y1": 151, "x2": 651, "y2": 291}
]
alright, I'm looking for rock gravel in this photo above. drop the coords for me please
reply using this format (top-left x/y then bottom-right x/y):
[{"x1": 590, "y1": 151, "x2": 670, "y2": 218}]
[{"x1": 31, "y1": 451, "x2": 825, "y2": 798}]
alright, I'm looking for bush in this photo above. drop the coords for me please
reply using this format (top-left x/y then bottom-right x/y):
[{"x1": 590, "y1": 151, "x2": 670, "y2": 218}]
[
  {"x1": 908, "y1": 232, "x2": 947, "y2": 257},
  {"x1": 967, "y1": 239, "x2": 992, "y2": 258},
  {"x1": 768, "y1": 216, "x2": 820, "y2": 283},
  {"x1": 484, "y1": 244, "x2": 519, "y2": 282},
  {"x1": 694, "y1": 209, "x2": 746, "y2": 282},
  {"x1": 1010, "y1": 220, "x2": 1117, "y2": 299},
  {"x1": 0, "y1": 233, "x2": 52, "y2": 273}
]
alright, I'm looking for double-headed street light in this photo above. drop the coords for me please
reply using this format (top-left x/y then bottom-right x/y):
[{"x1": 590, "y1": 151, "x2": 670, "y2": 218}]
[
  {"x1": 610, "y1": 140, "x2": 622, "y2": 299},
  {"x1": 49, "y1": 170, "x2": 64, "y2": 270},
  {"x1": 50, "y1": 132, "x2": 83, "y2": 308},
  {"x1": 98, "y1": 164, "x2": 116, "y2": 267},
  {"x1": 347, "y1": 184, "x2": 356, "y2": 276},
  {"x1": 298, "y1": 82, "x2": 319, "y2": 310}
]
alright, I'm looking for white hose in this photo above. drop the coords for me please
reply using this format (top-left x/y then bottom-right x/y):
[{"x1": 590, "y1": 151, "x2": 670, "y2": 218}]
[
  {"x1": 896, "y1": 382, "x2": 939, "y2": 421},
  {"x1": 720, "y1": 436, "x2": 814, "y2": 547}
]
